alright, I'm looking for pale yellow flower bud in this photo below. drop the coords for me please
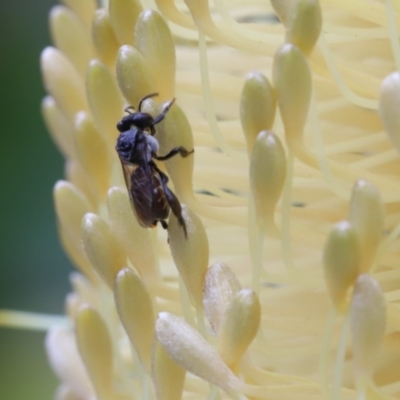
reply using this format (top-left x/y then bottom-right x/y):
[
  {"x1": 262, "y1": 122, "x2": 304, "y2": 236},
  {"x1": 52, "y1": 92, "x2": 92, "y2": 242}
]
[
  {"x1": 81, "y1": 213, "x2": 126, "y2": 288},
  {"x1": 91, "y1": 9, "x2": 120, "y2": 68},
  {"x1": 240, "y1": 71, "x2": 276, "y2": 155},
  {"x1": 203, "y1": 263, "x2": 241, "y2": 333},
  {"x1": 135, "y1": 10, "x2": 176, "y2": 100},
  {"x1": 50, "y1": 6, "x2": 96, "y2": 78},
  {"x1": 75, "y1": 112, "x2": 110, "y2": 199},
  {"x1": 156, "y1": 312, "x2": 240, "y2": 397},
  {"x1": 272, "y1": 43, "x2": 311, "y2": 151},
  {"x1": 41, "y1": 47, "x2": 88, "y2": 120},
  {"x1": 250, "y1": 130, "x2": 286, "y2": 232},
  {"x1": 114, "y1": 268, "x2": 154, "y2": 372},
  {"x1": 115, "y1": 45, "x2": 157, "y2": 107},
  {"x1": 61, "y1": 0, "x2": 96, "y2": 29},
  {"x1": 379, "y1": 71, "x2": 400, "y2": 155},
  {"x1": 152, "y1": 338, "x2": 186, "y2": 400},
  {"x1": 75, "y1": 305, "x2": 114, "y2": 400},
  {"x1": 108, "y1": 0, "x2": 142, "y2": 45},
  {"x1": 107, "y1": 187, "x2": 158, "y2": 282},
  {"x1": 218, "y1": 288, "x2": 261, "y2": 371},
  {"x1": 350, "y1": 274, "x2": 386, "y2": 384},
  {"x1": 323, "y1": 221, "x2": 360, "y2": 312},
  {"x1": 156, "y1": 102, "x2": 194, "y2": 200},
  {"x1": 86, "y1": 59, "x2": 124, "y2": 149},
  {"x1": 168, "y1": 205, "x2": 208, "y2": 307},
  {"x1": 285, "y1": 0, "x2": 322, "y2": 56},
  {"x1": 270, "y1": 0, "x2": 297, "y2": 25},
  {"x1": 348, "y1": 180, "x2": 385, "y2": 272}
]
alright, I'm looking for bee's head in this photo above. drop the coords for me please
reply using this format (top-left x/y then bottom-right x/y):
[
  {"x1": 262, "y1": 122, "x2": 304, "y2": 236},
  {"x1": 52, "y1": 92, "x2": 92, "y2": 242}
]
[{"x1": 117, "y1": 112, "x2": 155, "y2": 133}]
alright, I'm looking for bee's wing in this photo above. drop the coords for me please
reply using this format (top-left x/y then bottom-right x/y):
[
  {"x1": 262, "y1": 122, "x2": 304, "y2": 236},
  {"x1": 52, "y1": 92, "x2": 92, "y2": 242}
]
[{"x1": 119, "y1": 157, "x2": 155, "y2": 228}]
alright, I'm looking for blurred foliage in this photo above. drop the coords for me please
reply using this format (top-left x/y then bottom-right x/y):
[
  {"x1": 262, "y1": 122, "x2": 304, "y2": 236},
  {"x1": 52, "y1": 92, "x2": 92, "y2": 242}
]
[{"x1": 0, "y1": 0, "x2": 74, "y2": 398}]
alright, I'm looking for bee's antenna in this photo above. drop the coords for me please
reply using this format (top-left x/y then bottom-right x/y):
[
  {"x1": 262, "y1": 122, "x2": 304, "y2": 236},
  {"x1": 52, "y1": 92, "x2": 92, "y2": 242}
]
[
  {"x1": 124, "y1": 105, "x2": 135, "y2": 114},
  {"x1": 138, "y1": 92, "x2": 159, "y2": 112}
]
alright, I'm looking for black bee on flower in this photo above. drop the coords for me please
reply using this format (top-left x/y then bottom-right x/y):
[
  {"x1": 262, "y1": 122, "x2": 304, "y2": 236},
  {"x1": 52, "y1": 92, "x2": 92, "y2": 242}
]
[{"x1": 115, "y1": 93, "x2": 194, "y2": 238}]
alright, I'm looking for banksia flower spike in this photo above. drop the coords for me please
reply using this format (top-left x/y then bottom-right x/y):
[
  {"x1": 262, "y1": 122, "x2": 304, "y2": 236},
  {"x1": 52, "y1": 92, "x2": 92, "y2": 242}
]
[{"x1": 1, "y1": 0, "x2": 398, "y2": 399}]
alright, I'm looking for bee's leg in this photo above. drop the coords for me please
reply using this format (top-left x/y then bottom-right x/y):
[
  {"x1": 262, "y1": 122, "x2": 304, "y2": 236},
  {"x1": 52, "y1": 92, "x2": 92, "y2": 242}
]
[
  {"x1": 152, "y1": 165, "x2": 188, "y2": 238},
  {"x1": 159, "y1": 220, "x2": 168, "y2": 230},
  {"x1": 152, "y1": 98, "x2": 176, "y2": 125},
  {"x1": 154, "y1": 146, "x2": 194, "y2": 161}
]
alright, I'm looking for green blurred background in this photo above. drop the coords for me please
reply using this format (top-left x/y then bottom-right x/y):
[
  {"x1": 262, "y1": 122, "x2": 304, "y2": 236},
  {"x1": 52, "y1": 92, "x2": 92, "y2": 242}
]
[{"x1": 0, "y1": 0, "x2": 74, "y2": 398}]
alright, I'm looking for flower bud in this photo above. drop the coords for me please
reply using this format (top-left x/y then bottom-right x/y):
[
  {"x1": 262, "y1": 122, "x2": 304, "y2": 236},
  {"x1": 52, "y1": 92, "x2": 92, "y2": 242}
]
[
  {"x1": 61, "y1": 0, "x2": 96, "y2": 28},
  {"x1": 323, "y1": 221, "x2": 360, "y2": 312},
  {"x1": 348, "y1": 180, "x2": 384, "y2": 272},
  {"x1": 75, "y1": 112, "x2": 110, "y2": 199},
  {"x1": 50, "y1": 6, "x2": 95, "y2": 78},
  {"x1": 152, "y1": 338, "x2": 186, "y2": 400},
  {"x1": 156, "y1": 312, "x2": 239, "y2": 396},
  {"x1": 75, "y1": 305, "x2": 114, "y2": 399},
  {"x1": 250, "y1": 130, "x2": 286, "y2": 231},
  {"x1": 107, "y1": 187, "x2": 158, "y2": 282},
  {"x1": 240, "y1": 71, "x2": 276, "y2": 155},
  {"x1": 81, "y1": 213, "x2": 127, "y2": 288},
  {"x1": 272, "y1": 44, "x2": 311, "y2": 151},
  {"x1": 270, "y1": 0, "x2": 297, "y2": 25},
  {"x1": 108, "y1": 0, "x2": 142, "y2": 45},
  {"x1": 42, "y1": 96, "x2": 75, "y2": 160},
  {"x1": 91, "y1": 9, "x2": 120, "y2": 67},
  {"x1": 203, "y1": 263, "x2": 242, "y2": 333},
  {"x1": 41, "y1": 47, "x2": 88, "y2": 120},
  {"x1": 86, "y1": 59, "x2": 124, "y2": 149},
  {"x1": 285, "y1": 0, "x2": 322, "y2": 56},
  {"x1": 135, "y1": 10, "x2": 175, "y2": 100},
  {"x1": 116, "y1": 45, "x2": 157, "y2": 107},
  {"x1": 115, "y1": 268, "x2": 154, "y2": 372},
  {"x1": 45, "y1": 327, "x2": 95, "y2": 400},
  {"x1": 379, "y1": 71, "x2": 400, "y2": 155},
  {"x1": 350, "y1": 274, "x2": 386, "y2": 382},
  {"x1": 218, "y1": 289, "x2": 261, "y2": 370},
  {"x1": 156, "y1": 102, "x2": 194, "y2": 200},
  {"x1": 168, "y1": 205, "x2": 209, "y2": 307}
]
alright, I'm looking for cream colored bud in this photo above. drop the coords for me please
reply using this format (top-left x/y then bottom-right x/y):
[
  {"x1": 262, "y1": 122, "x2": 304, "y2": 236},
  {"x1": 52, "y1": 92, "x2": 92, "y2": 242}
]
[
  {"x1": 272, "y1": 44, "x2": 311, "y2": 151},
  {"x1": 75, "y1": 305, "x2": 114, "y2": 400},
  {"x1": 203, "y1": 263, "x2": 242, "y2": 333},
  {"x1": 109, "y1": 0, "x2": 143, "y2": 45},
  {"x1": 41, "y1": 47, "x2": 88, "y2": 120},
  {"x1": 86, "y1": 59, "x2": 124, "y2": 149},
  {"x1": 107, "y1": 187, "x2": 158, "y2": 282},
  {"x1": 42, "y1": 96, "x2": 75, "y2": 160},
  {"x1": 323, "y1": 221, "x2": 360, "y2": 313},
  {"x1": 350, "y1": 274, "x2": 386, "y2": 382},
  {"x1": 81, "y1": 213, "x2": 127, "y2": 288},
  {"x1": 45, "y1": 327, "x2": 95, "y2": 400},
  {"x1": 61, "y1": 0, "x2": 96, "y2": 29},
  {"x1": 75, "y1": 112, "x2": 110, "y2": 199},
  {"x1": 91, "y1": 9, "x2": 120, "y2": 67},
  {"x1": 348, "y1": 180, "x2": 385, "y2": 272},
  {"x1": 240, "y1": 71, "x2": 276, "y2": 155},
  {"x1": 115, "y1": 45, "x2": 157, "y2": 107},
  {"x1": 285, "y1": 0, "x2": 322, "y2": 56},
  {"x1": 218, "y1": 288, "x2": 261, "y2": 370},
  {"x1": 270, "y1": 0, "x2": 297, "y2": 25},
  {"x1": 168, "y1": 205, "x2": 209, "y2": 307},
  {"x1": 250, "y1": 130, "x2": 286, "y2": 231},
  {"x1": 50, "y1": 6, "x2": 95, "y2": 78},
  {"x1": 135, "y1": 10, "x2": 175, "y2": 100},
  {"x1": 379, "y1": 71, "x2": 400, "y2": 155},
  {"x1": 114, "y1": 268, "x2": 154, "y2": 372},
  {"x1": 54, "y1": 181, "x2": 92, "y2": 251},
  {"x1": 156, "y1": 102, "x2": 194, "y2": 200},
  {"x1": 152, "y1": 338, "x2": 186, "y2": 400},
  {"x1": 156, "y1": 312, "x2": 239, "y2": 396}
]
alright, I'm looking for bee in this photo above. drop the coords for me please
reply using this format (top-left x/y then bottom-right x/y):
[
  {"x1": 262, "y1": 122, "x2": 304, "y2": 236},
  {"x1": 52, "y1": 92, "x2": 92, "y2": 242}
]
[{"x1": 115, "y1": 93, "x2": 194, "y2": 238}]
